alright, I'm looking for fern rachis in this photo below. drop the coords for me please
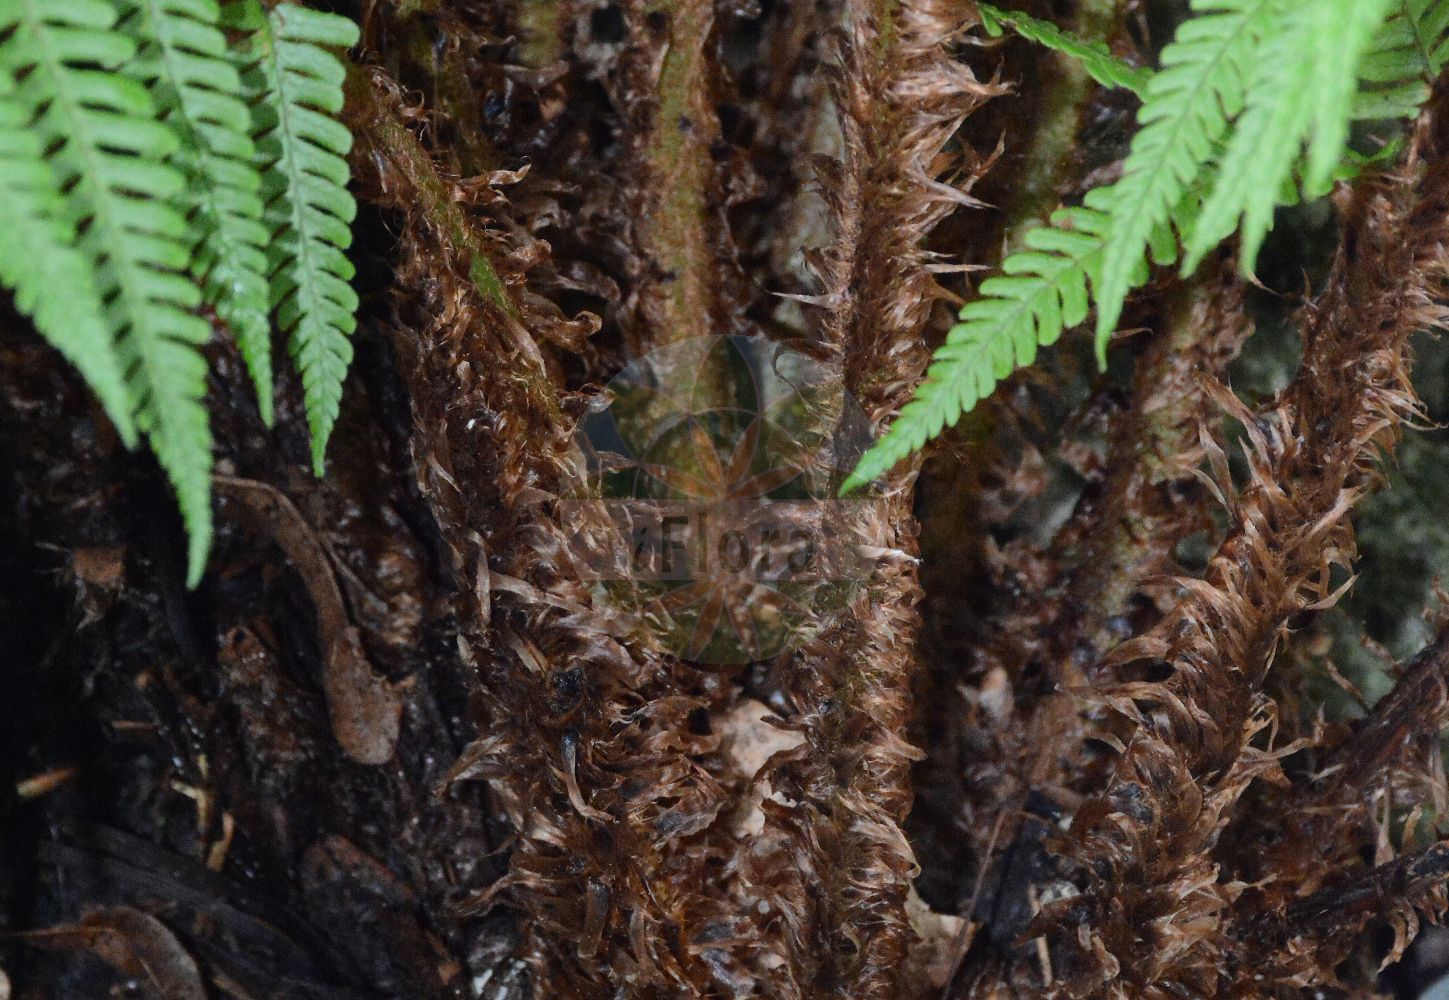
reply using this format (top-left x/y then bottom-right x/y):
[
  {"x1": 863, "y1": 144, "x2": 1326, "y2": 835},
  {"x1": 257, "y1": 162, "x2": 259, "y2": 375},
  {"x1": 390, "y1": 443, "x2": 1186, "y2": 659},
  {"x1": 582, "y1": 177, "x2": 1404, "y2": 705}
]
[
  {"x1": 1094, "y1": 0, "x2": 1275, "y2": 345},
  {"x1": 978, "y1": 3, "x2": 1152, "y2": 97}
]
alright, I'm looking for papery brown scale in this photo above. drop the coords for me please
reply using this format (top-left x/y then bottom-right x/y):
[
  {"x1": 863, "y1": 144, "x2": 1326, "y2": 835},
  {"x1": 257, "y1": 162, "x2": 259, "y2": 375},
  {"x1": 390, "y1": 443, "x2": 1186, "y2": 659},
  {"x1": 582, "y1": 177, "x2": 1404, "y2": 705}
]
[
  {"x1": 742, "y1": 1, "x2": 1002, "y2": 997},
  {"x1": 346, "y1": 59, "x2": 757, "y2": 995},
  {"x1": 1026, "y1": 87, "x2": 1449, "y2": 999},
  {"x1": 921, "y1": 250, "x2": 1255, "y2": 1000}
]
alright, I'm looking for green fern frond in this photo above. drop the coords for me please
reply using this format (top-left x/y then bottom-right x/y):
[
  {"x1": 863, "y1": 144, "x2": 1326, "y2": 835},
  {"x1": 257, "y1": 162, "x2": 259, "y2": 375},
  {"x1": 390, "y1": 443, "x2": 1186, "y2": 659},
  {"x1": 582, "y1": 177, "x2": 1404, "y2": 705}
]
[
  {"x1": 231, "y1": 0, "x2": 359, "y2": 475},
  {"x1": 978, "y1": 3, "x2": 1152, "y2": 97},
  {"x1": 0, "y1": 66, "x2": 135, "y2": 448},
  {"x1": 848, "y1": 0, "x2": 1440, "y2": 491},
  {"x1": 842, "y1": 190, "x2": 1172, "y2": 494},
  {"x1": 1093, "y1": 0, "x2": 1275, "y2": 349},
  {"x1": 1186, "y1": 0, "x2": 1396, "y2": 272},
  {"x1": 0, "y1": 0, "x2": 214, "y2": 585},
  {"x1": 1354, "y1": 0, "x2": 1449, "y2": 122},
  {"x1": 119, "y1": 0, "x2": 273, "y2": 426}
]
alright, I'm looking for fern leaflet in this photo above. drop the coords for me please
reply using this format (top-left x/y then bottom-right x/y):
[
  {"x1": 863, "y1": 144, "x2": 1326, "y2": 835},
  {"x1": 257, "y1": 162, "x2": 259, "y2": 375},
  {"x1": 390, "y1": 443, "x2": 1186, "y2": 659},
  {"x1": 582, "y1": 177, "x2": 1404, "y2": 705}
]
[
  {"x1": 119, "y1": 0, "x2": 274, "y2": 426},
  {"x1": 1354, "y1": 0, "x2": 1449, "y2": 122},
  {"x1": 1, "y1": 0, "x2": 214, "y2": 585},
  {"x1": 1093, "y1": 0, "x2": 1275, "y2": 349},
  {"x1": 0, "y1": 65, "x2": 135, "y2": 448},
  {"x1": 847, "y1": 0, "x2": 1449, "y2": 490},
  {"x1": 230, "y1": 0, "x2": 359, "y2": 475},
  {"x1": 842, "y1": 190, "x2": 1171, "y2": 494},
  {"x1": 978, "y1": 4, "x2": 1152, "y2": 97},
  {"x1": 1186, "y1": 0, "x2": 1396, "y2": 271}
]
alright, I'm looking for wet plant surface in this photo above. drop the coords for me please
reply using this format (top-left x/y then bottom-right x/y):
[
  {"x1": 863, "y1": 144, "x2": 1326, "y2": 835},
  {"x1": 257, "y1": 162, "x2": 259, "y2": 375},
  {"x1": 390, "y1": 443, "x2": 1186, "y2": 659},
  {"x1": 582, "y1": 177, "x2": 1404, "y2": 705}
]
[{"x1": 7, "y1": 2, "x2": 1449, "y2": 998}]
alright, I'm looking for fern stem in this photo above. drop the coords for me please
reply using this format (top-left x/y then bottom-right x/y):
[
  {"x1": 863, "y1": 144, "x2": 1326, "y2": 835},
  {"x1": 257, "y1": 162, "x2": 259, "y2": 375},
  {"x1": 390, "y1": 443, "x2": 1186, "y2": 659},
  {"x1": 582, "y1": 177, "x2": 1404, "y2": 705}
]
[
  {"x1": 747, "y1": 0, "x2": 992, "y2": 993},
  {"x1": 1057, "y1": 93, "x2": 1449, "y2": 995},
  {"x1": 399, "y1": 10, "x2": 499, "y2": 176},
  {"x1": 1002, "y1": 0, "x2": 1125, "y2": 245},
  {"x1": 343, "y1": 66, "x2": 512, "y2": 315},
  {"x1": 341, "y1": 63, "x2": 566, "y2": 427},
  {"x1": 1063, "y1": 271, "x2": 1250, "y2": 651},
  {"x1": 515, "y1": 0, "x2": 566, "y2": 70},
  {"x1": 1096, "y1": 0, "x2": 1277, "y2": 343},
  {"x1": 631, "y1": 0, "x2": 729, "y2": 350}
]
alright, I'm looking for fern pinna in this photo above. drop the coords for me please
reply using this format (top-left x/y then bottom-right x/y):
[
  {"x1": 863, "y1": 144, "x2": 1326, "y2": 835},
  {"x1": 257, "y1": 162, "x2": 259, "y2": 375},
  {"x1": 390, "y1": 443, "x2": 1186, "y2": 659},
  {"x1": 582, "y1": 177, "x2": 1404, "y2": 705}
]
[
  {"x1": 1185, "y1": 0, "x2": 1398, "y2": 270},
  {"x1": 0, "y1": 0, "x2": 359, "y2": 584},
  {"x1": 977, "y1": 3, "x2": 1151, "y2": 97},
  {"x1": 1357, "y1": 0, "x2": 1449, "y2": 121},
  {"x1": 1092, "y1": 0, "x2": 1276, "y2": 346},
  {"x1": 846, "y1": 0, "x2": 1449, "y2": 492},
  {"x1": 229, "y1": 0, "x2": 360, "y2": 476},
  {"x1": 1, "y1": 0, "x2": 216, "y2": 582},
  {"x1": 0, "y1": 63, "x2": 136, "y2": 451},
  {"x1": 120, "y1": 0, "x2": 275, "y2": 428}
]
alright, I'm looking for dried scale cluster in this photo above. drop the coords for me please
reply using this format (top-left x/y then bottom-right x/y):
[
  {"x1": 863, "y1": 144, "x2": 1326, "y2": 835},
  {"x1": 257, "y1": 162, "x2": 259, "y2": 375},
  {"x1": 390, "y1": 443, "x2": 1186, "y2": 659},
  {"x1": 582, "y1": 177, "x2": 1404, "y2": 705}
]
[
  {"x1": 1039, "y1": 96, "x2": 1449, "y2": 997},
  {"x1": 350, "y1": 0, "x2": 1001, "y2": 993},
  {"x1": 9, "y1": 2, "x2": 1449, "y2": 1000}
]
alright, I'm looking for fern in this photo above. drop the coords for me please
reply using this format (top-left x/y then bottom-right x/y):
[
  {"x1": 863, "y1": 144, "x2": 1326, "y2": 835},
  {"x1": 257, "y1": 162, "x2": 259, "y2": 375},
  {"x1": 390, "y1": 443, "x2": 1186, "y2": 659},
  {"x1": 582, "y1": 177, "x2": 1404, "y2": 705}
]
[
  {"x1": 1093, "y1": 0, "x2": 1275, "y2": 347},
  {"x1": 978, "y1": 3, "x2": 1152, "y2": 97},
  {"x1": 1354, "y1": 0, "x2": 1449, "y2": 122},
  {"x1": 118, "y1": 0, "x2": 274, "y2": 426},
  {"x1": 845, "y1": 0, "x2": 1449, "y2": 491},
  {"x1": 0, "y1": 0, "x2": 362, "y2": 583},
  {"x1": 0, "y1": 0, "x2": 215, "y2": 585},
  {"x1": 841, "y1": 189, "x2": 1175, "y2": 494},
  {"x1": 1185, "y1": 0, "x2": 1396, "y2": 271},
  {"x1": 229, "y1": 0, "x2": 360, "y2": 475},
  {"x1": 0, "y1": 66, "x2": 135, "y2": 448}
]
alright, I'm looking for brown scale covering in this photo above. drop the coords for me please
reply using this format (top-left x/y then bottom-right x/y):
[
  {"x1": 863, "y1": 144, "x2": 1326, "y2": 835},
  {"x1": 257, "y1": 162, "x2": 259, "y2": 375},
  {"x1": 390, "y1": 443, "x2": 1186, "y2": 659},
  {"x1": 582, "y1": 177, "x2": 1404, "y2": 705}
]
[
  {"x1": 1015, "y1": 86, "x2": 1449, "y2": 1000},
  {"x1": 345, "y1": 60, "x2": 751, "y2": 997},
  {"x1": 1218, "y1": 627, "x2": 1449, "y2": 992},
  {"x1": 606, "y1": 0, "x2": 757, "y2": 351},
  {"x1": 345, "y1": 1, "x2": 1005, "y2": 994},
  {"x1": 926, "y1": 266, "x2": 1258, "y2": 997},
  {"x1": 740, "y1": 1, "x2": 1001, "y2": 997},
  {"x1": 14, "y1": 2, "x2": 1449, "y2": 999},
  {"x1": 348, "y1": 0, "x2": 1010, "y2": 993}
]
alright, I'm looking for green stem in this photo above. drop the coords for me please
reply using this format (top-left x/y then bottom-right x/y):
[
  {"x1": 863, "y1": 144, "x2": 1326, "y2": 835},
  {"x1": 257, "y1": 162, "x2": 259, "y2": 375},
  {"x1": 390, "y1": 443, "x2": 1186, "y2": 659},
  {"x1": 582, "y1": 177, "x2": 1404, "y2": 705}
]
[
  {"x1": 638, "y1": 0, "x2": 719, "y2": 345},
  {"x1": 517, "y1": 0, "x2": 566, "y2": 69},
  {"x1": 1003, "y1": 0, "x2": 1124, "y2": 244},
  {"x1": 343, "y1": 66, "x2": 513, "y2": 315}
]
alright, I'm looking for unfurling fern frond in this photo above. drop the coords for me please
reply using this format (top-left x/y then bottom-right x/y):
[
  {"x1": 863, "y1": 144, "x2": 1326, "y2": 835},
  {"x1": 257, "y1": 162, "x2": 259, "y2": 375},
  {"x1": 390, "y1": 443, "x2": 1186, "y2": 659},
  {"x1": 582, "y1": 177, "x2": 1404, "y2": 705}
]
[
  {"x1": 1093, "y1": 0, "x2": 1275, "y2": 348},
  {"x1": 230, "y1": 0, "x2": 359, "y2": 475},
  {"x1": 978, "y1": 3, "x2": 1152, "y2": 97},
  {"x1": 0, "y1": 66, "x2": 135, "y2": 448},
  {"x1": 119, "y1": 0, "x2": 273, "y2": 426},
  {"x1": 1186, "y1": 0, "x2": 1396, "y2": 271},
  {"x1": 0, "y1": 0, "x2": 214, "y2": 585},
  {"x1": 841, "y1": 191, "x2": 1174, "y2": 494}
]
